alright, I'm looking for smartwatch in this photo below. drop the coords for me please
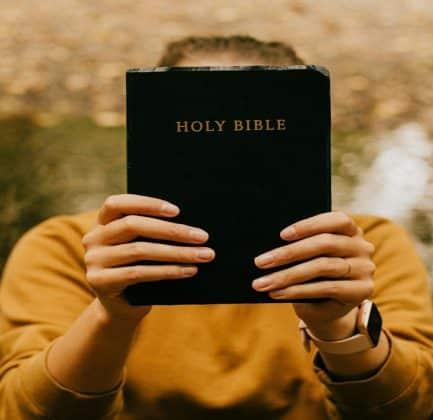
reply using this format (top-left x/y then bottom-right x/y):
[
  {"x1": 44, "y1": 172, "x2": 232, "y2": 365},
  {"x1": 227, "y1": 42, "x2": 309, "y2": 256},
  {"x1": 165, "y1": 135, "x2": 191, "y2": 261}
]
[{"x1": 298, "y1": 299, "x2": 383, "y2": 355}]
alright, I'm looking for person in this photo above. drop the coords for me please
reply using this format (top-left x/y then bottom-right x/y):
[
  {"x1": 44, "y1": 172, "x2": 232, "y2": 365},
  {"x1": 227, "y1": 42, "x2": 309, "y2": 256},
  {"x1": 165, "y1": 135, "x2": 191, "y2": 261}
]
[{"x1": 1, "y1": 35, "x2": 433, "y2": 420}]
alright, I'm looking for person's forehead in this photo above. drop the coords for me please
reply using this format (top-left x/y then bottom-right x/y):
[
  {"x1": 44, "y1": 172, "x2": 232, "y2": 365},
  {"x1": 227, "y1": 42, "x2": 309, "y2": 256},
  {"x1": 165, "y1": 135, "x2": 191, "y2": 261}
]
[{"x1": 174, "y1": 52, "x2": 269, "y2": 67}]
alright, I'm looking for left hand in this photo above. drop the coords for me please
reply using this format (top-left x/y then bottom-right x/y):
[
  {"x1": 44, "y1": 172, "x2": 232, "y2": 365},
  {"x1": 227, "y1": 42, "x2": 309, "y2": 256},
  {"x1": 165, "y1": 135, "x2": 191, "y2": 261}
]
[{"x1": 252, "y1": 211, "x2": 376, "y2": 341}]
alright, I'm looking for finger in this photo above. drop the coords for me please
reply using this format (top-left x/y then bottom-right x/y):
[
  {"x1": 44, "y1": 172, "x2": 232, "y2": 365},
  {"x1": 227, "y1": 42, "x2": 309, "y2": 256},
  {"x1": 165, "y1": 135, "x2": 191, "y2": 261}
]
[
  {"x1": 86, "y1": 242, "x2": 215, "y2": 268},
  {"x1": 252, "y1": 257, "x2": 368, "y2": 292},
  {"x1": 84, "y1": 215, "x2": 209, "y2": 246},
  {"x1": 98, "y1": 194, "x2": 180, "y2": 225},
  {"x1": 280, "y1": 211, "x2": 358, "y2": 241},
  {"x1": 254, "y1": 233, "x2": 372, "y2": 268},
  {"x1": 268, "y1": 279, "x2": 374, "y2": 305},
  {"x1": 87, "y1": 264, "x2": 199, "y2": 294}
]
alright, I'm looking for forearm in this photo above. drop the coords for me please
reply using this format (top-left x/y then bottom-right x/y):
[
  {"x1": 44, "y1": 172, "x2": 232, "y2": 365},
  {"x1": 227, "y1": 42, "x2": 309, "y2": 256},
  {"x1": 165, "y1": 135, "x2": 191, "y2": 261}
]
[
  {"x1": 47, "y1": 298, "x2": 141, "y2": 393},
  {"x1": 314, "y1": 333, "x2": 433, "y2": 419},
  {"x1": 309, "y1": 312, "x2": 433, "y2": 418}
]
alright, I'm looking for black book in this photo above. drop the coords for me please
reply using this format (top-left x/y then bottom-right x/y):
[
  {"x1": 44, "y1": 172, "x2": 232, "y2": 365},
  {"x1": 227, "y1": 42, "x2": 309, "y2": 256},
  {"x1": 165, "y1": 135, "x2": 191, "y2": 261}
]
[{"x1": 124, "y1": 65, "x2": 331, "y2": 305}]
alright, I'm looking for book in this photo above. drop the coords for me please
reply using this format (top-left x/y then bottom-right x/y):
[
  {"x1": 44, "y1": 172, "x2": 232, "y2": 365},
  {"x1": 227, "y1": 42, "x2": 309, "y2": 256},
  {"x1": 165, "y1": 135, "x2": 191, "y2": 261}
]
[{"x1": 124, "y1": 65, "x2": 331, "y2": 305}]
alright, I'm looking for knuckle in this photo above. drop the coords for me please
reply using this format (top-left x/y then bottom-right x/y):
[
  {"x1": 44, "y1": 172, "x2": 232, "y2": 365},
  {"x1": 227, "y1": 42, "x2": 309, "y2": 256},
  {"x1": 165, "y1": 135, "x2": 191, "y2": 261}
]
[
  {"x1": 276, "y1": 281, "x2": 290, "y2": 293},
  {"x1": 317, "y1": 257, "x2": 332, "y2": 274},
  {"x1": 177, "y1": 247, "x2": 192, "y2": 261},
  {"x1": 82, "y1": 225, "x2": 104, "y2": 247},
  {"x1": 167, "y1": 223, "x2": 183, "y2": 239},
  {"x1": 290, "y1": 222, "x2": 301, "y2": 235},
  {"x1": 81, "y1": 233, "x2": 91, "y2": 247},
  {"x1": 172, "y1": 265, "x2": 187, "y2": 278},
  {"x1": 160, "y1": 265, "x2": 184, "y2": 279},
  {"x1": 336, "y1": 210, "x2": 352, "y2": 224},
  {"x1": 126, "y1": 266, "x2": 144, "y2": 281},
  {"x1": 323, "y1": 258, "x2": 342, "y2": 276},
  {"x1": 84, "y1": 250, "x2": 97, "y2": 267},
  {"x1": 336, "y1": 210, "x2": 352, "y2": 226},
  {"x1": 274, "y1": 248, "x2": 290, "y2": 265},
  {"x1": 323, "y1": 282, "x2": 341, "y2": 298},
  {"x1": 366, "y1": 240, "x2": 375, "y2": 255},
  {"x1": 318, "y1": 233, "x2": 335, "y2": 249},
  {"x1": 123, "y1": 215, "x2": 139, "y2": 233},
  {"x1": 86, "y1": 269, "x2": 104, "y2": 288},
  {"x1": 360, "y1": 239, "x2": 375, "y2": 255},
  {"x1": 269, "y1": 275, "x2": 284, "y2": 289},
  {"x1": 365, "y1": 260, "x2": 376, "y2": 276},
  {"x1": 129, "y1": 242, "x2": 147, "y2": 259},
  {"x1": 103, "y1": 195, "x2": 118, "y2": 211}
]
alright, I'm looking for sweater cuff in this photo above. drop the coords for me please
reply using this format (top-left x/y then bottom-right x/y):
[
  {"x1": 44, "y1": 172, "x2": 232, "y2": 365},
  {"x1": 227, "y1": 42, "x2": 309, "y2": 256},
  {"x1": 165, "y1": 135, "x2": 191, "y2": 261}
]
[
  {"x1": 19, "y1": 340, "x2": 125, "y2": 420},
  {"x1": 312, "y1": 328, "x2": 418, "y2": 410}
]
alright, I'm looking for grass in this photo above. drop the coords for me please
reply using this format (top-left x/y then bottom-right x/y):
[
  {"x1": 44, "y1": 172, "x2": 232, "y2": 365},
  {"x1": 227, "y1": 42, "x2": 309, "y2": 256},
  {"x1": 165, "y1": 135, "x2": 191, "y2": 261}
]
[{"x1": 0, "y1": 117, "x2": 126, "y2": 270}]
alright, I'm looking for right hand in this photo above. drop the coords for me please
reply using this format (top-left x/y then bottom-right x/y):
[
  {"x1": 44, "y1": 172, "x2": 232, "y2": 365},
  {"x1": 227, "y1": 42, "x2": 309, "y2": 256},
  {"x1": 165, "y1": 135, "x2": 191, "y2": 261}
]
[{"x1": 82, "y1": 194, "x2": 215, "y2": 324}]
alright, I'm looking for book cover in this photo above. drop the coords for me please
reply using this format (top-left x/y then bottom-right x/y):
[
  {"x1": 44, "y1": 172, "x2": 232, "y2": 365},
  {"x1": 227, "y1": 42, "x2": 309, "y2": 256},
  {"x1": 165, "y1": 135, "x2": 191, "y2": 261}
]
[{"x1": 124, "y1": 65, "x2": 331, "y2": 305}]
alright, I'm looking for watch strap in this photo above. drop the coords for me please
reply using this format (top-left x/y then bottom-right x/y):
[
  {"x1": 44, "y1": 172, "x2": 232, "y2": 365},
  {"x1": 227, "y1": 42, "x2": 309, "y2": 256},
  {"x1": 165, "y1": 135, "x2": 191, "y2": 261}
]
[
  {"x1": 299, "y1": 319, "x2": 374, "y2": 354},
  {"x1": 299, "y1": 300, "x2": 378, "y2": 355}
]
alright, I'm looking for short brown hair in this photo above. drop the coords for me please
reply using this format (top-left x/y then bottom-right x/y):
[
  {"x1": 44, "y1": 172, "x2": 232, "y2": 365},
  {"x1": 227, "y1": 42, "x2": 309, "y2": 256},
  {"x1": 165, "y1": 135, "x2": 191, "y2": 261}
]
[{"x1": 157, "y1": 35, "x2": 305, "y2": 66}]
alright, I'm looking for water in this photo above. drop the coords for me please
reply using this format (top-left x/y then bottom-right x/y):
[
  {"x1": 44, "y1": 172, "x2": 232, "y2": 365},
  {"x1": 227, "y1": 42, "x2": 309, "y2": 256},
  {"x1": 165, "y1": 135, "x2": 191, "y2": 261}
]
[{"x1": 349, "y1": 123, "x2": 433, "y2": 279}]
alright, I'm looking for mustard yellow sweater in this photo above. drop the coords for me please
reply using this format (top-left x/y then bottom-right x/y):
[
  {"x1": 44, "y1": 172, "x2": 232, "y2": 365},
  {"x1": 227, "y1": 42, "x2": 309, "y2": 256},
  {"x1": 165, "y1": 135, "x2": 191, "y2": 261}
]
[{"x1": 1, "y1": 210, "x2": 433, "y2": 419}]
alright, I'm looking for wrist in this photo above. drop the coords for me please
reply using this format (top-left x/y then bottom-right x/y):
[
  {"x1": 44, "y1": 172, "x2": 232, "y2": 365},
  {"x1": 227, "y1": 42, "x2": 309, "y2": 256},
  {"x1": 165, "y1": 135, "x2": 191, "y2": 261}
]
[
  {"x1": 92, "y1": 298, "x2": 145, "y2": 331},
  {"x1": 304, "y1": 307, "x2": 359, "y2": 341}
]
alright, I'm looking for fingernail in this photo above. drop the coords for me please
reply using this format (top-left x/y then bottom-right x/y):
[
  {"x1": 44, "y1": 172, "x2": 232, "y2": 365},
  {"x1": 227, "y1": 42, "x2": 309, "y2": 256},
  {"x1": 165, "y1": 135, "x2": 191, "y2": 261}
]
[
  {"x1": 255, "y1": 252, "x2": 274, "y2": 267},
  {"x1": 161, "y1": 202, "x2": 179, "y2": 216},
  {"x1": 190, "y1": 229, "x2": 208, "y2": 241},
  {"x1": 281, "y1": 226, "x2": 296, "y2": 240},
  {"x1": 197, "y1": 249, "x2": 214, "y2": 260},
  {"x1": 252, "y1": 277, "x2": 272, "y2": 290},
  {"x1": 182, "y1": 266, "x2": 197, "y2": 276}
]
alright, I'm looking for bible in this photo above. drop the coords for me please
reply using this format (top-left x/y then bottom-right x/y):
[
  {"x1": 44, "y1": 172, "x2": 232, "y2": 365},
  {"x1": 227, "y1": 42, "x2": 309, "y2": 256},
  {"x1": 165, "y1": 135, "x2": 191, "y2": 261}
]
[{"x1": 124, "y1": 65, "x2": 331, "y2": 305}]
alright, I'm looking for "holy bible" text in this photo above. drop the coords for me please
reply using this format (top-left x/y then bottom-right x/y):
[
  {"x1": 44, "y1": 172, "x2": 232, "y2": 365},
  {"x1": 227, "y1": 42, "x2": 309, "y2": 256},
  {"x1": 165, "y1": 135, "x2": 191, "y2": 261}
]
[{"x1": 176, "y1": 119, "x2": 287, "y2": 133}]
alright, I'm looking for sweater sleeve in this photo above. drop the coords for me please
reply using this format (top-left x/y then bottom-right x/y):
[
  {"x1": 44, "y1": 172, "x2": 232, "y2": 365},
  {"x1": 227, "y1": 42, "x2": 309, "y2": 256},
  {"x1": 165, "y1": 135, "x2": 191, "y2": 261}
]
[
  {"x1": 0, "y1": 212, "x2": 125, "y2": 420},
  {"x1": 312, "y1": 215, "x2": 433, "y2": 419}
]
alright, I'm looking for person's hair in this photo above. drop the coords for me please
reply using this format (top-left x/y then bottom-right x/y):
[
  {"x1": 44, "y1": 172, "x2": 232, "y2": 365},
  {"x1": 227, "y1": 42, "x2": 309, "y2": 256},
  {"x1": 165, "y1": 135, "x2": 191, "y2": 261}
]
[{"x1": 157, "y1": 35, "x2": 305, "y2": 67}]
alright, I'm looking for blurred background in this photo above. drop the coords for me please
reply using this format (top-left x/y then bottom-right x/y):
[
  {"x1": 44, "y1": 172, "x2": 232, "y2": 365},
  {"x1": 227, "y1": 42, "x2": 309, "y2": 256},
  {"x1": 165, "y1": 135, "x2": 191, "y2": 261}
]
[{"x1": 1, "y1": 0, "x2": 432, "y2": 277}]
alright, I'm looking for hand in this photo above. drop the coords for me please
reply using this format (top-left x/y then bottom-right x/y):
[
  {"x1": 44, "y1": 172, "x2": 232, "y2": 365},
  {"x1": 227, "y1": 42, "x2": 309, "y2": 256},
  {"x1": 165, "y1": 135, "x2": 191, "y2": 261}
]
[
  {"x1": 82, "y1": 194, "x2": 215, "y2": 324},
  {"x1": 252, "y1": 211, "x2": 376, "y2": 340}
]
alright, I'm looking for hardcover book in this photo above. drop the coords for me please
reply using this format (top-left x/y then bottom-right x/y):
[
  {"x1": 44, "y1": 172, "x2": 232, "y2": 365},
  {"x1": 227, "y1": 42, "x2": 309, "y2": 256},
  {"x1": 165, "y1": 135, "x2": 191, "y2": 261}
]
[{"x1": 125, "y1": 65, "x2": 331, "y2": 305}]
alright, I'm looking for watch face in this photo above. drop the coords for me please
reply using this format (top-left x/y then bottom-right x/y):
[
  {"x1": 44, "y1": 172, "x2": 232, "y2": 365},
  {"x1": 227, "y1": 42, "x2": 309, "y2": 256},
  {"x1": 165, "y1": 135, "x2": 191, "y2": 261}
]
[{"x1": 367, "y1": 303, "x2": 383, "y2": 346}]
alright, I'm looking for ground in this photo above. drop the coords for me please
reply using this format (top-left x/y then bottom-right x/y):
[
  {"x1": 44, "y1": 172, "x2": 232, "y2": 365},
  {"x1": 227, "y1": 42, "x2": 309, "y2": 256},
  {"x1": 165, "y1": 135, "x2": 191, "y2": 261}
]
[{"x1": 0, "y1": 0, "x2": 432, "y2": 273}]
